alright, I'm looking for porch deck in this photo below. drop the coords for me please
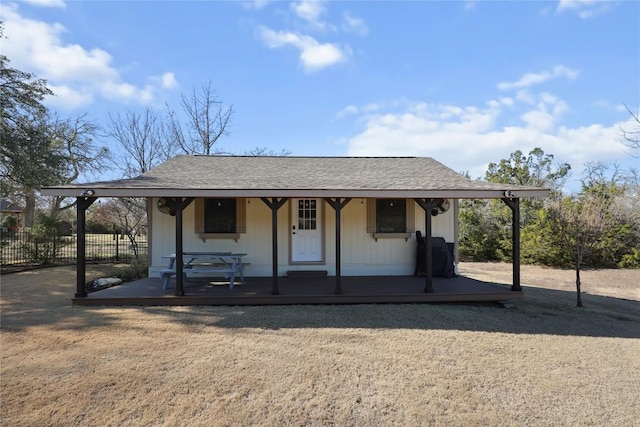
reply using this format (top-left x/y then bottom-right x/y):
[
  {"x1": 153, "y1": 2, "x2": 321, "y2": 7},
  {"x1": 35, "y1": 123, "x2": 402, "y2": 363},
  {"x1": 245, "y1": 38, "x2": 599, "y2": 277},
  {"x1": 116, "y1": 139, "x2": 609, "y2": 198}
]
[{"x1": 74, "y1": 274, "x2": 523, "y2": 306}]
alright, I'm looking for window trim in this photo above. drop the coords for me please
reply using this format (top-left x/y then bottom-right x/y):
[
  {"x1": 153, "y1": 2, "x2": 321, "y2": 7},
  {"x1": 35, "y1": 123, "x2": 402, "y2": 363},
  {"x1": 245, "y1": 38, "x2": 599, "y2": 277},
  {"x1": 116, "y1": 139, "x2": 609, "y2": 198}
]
[
  {"x1": 195, "y1": 197, "x2": 246, "y2": 241},
  {"x1": 366, "y1": 198, "x2": 415, "y2": 241}
]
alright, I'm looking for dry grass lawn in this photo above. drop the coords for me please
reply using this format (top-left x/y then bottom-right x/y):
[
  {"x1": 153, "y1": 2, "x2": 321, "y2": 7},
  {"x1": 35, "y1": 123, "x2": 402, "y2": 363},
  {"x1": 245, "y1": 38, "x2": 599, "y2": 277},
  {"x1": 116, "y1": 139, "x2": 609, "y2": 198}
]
[{"x1": 1, "y1": 263, "x2": 639, "y2": 426}]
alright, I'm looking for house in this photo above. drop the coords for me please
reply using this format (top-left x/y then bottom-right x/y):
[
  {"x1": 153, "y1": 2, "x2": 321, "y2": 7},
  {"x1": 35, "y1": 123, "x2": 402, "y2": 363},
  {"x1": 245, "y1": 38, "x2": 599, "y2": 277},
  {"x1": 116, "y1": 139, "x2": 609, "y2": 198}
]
[
  {"x1": 0, "y1": 200, "x2": 24, "y2": 231},
  {"x1": 41, "y1": 156, "x2": 549, "y2": 304}
]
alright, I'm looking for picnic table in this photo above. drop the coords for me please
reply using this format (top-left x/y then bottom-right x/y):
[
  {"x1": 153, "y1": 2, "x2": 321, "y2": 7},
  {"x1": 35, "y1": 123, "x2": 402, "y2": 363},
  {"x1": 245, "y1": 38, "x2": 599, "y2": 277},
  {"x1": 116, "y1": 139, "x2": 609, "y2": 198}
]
[{"x1": 159, "y1": 252, "x2": 248, "y2": 290}]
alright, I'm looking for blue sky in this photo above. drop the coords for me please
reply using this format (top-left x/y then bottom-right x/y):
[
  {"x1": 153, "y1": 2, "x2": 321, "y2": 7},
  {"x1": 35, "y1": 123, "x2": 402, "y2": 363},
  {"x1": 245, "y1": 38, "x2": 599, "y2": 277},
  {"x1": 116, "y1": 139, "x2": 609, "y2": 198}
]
[{"x1": 2, "y1": 0, "x2": 638, "y2": 190}]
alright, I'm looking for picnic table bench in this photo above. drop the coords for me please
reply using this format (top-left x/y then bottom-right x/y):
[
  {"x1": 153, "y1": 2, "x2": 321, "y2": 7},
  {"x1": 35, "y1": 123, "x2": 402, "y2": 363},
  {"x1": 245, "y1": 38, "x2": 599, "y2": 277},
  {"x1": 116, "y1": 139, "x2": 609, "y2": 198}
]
[{"x1": 159, "y1": 252, "x2": 248, "y2": 290}]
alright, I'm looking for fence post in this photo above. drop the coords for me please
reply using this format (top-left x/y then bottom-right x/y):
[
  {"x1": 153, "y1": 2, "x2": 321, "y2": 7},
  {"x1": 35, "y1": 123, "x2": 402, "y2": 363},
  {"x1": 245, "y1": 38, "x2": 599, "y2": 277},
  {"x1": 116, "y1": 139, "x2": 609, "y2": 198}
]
[
  {"x1": 53, "y1": 230, "x2": 57, "y2": 263},
  {"x1": 115, "y1": 231, "x2": 119, "y2": 261}
]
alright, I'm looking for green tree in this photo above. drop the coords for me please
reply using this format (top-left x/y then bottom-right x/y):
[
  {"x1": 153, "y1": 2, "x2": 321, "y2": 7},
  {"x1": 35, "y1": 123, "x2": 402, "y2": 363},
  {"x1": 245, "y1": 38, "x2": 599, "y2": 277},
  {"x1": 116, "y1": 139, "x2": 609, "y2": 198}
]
[
  {"x1": 20, "y1": 213, "x2": 68, "y2": 264},
  {"x1": 485, "y1": 147, "x2": 571, "y2": 191},
  {"x1": 579, "y1": 163, "x2": 639, "y2": 269},
  {"x1": 0, "y1": 52, "x2": 65, "y2": 226},
  {"x1": 1, "y1": 25, "x2": 109, "y2": 224},
  {"x1": 459, "y1": 148, "x2": 571, "y2": 262}
]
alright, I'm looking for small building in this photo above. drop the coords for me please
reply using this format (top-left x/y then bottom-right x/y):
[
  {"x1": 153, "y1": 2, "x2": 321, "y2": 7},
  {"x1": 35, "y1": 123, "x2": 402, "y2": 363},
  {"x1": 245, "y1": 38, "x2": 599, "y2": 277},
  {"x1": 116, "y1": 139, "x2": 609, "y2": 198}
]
[
  {"x1": 42, "y1": 156, "x2": 549, "y2": 305},
  {"x1": 0, "y1": 200, "x2": 24, "y2": 231},
  {"x1": 57, "y1": 220, "x2": 74, "y2": 237}
]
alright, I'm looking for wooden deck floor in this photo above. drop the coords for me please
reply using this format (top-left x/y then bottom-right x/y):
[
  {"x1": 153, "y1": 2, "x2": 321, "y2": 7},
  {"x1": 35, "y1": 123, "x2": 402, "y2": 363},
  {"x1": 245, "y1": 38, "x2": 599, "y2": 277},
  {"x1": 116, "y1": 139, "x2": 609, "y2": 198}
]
[{"x1": 74, "y1": 275, "x2": 523, "y2": 306}]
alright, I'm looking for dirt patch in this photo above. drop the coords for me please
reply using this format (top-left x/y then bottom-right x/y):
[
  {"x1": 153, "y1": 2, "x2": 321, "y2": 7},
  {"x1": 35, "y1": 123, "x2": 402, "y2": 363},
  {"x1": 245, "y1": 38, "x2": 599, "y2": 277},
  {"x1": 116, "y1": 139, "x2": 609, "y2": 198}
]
[{"x1": 1, "y1": 263, "x2": 639, "y2": 426}]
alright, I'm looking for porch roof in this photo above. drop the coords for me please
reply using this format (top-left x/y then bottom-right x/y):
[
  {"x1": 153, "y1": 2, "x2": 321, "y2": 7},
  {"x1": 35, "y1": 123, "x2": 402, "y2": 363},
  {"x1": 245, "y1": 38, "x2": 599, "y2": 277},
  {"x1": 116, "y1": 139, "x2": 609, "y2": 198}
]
[{"x1": 41, "y1": 155, "x2": 550, "y2": 199}]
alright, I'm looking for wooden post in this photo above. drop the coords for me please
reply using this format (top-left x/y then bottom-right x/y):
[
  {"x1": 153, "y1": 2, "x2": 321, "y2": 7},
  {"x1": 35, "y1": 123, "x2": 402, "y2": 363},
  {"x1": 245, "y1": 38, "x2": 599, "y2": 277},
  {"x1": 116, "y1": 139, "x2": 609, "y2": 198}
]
[
  {"x1": 324, "y1": 198, "x2": 351, "y2": 295},
  {"x1": 174, "y1": 200, "x2": 185, "y2": 296},
  {"x1": 335, "y1": 198, "x2": 342, "y2": 294},
  {"x1": 425, "y1": 205, "x2": 433, "y2": 293},
  {"x1": 502, "y1": 197, "x2": 522, "y2": 291},
  {"x1": 76, "y1": 196, "x2": 97, "y2": 298},
  {"x1": 261, "y1": 197, "x2": 288, "y2": 295},
  {"x1": 414, "y1": 199, "x2": 438, "y2": 293},
  {"x1": 167, "y1": 198, "x2": 194, "y2": 296}
]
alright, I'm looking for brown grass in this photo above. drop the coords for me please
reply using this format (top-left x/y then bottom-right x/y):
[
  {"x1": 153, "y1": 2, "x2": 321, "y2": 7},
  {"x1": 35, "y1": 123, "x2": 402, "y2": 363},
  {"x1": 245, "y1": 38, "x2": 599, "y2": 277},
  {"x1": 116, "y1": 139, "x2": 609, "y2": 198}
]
[{"x1": 1, "y1": 263, "x2": 639, "y2": 426}]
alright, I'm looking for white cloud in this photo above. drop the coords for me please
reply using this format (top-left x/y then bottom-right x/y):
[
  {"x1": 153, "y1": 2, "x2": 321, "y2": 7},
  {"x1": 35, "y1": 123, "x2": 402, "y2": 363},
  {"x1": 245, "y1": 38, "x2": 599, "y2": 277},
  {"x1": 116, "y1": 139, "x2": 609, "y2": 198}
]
[
  {"x1": 21, "y1": 0, "x2": 66, "y2": 8},
  {"x1": 344, "y1": 94, "x2": 624, "y2": 188},
  {"x1": 487, "y1": 97, "x2": 514, "y2": 108},
  {"x1": 497, "y1": 65, "x2": 579, "y2": 90},
  {"x1": 242, "y1": 0, "x2": 272, "y2": 10},
  {"x1": 46, "y1": 84, "x2": 93, "y2": 109},
  {"x1": 556, "y1": 0, "x2": 615, "y2": 18},
  {"x1": 1, "y1": 4, "x2": 176, "y2": 109},
  {"x1": 291, "y1": 0, "x2": 327, "y2": 30},
  {"x1": 336, "y1": 105, "x2": 358, "y2": 118},
  {"x1": 258, "y1": 26, "x2": 349, "y2": 72},
  {"x1": 464, "y1": 1, "x2": 478, "y2": 11},
  {"x1": 160, "y1": 72, "x2": 178, "y2": 89},
  {"x1": 342, "y1": 11, "x2": 368, "y2": 36},
  {"x1": 520, "y1": 93, "x2": 568, "y2": 132}
]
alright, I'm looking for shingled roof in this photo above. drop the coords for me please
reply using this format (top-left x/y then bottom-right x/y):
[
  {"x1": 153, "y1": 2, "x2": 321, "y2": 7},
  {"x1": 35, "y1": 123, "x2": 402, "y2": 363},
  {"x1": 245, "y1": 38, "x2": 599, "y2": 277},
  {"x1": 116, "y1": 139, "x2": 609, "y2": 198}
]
[{"x1": 41, "y1": 156, "x2": 550, "y2": 199}]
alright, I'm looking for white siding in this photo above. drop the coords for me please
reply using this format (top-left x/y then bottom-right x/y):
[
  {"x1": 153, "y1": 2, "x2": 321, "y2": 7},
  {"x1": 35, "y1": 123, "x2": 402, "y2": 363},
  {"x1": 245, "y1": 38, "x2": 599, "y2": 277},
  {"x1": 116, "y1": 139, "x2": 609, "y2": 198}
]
[{"x1": 149, "y1": 198, "x2": 457, "y2": 277}]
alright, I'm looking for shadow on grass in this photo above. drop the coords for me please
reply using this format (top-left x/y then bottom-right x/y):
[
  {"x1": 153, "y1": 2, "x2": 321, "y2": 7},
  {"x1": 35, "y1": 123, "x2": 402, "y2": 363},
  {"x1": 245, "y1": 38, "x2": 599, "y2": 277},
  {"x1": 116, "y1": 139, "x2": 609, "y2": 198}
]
[
  {"x1": 157, "y1": 287, "x2": 640, "y2": 338},
  {"x1": 1, "y1": 266, "x2": 638, "y2": 339}
]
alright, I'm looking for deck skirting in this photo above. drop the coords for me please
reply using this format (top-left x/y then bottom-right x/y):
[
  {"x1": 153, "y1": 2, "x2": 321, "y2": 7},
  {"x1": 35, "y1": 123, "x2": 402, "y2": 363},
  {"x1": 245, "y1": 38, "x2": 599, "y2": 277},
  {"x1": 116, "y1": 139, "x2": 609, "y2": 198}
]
[{"x1": 72, "y1": 275, "x2": 523, "y2": 306}]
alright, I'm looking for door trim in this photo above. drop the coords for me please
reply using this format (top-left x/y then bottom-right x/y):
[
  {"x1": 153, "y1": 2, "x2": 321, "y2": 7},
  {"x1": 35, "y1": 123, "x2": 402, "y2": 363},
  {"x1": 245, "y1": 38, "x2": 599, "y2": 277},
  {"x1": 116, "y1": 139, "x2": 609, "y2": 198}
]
[{"x1": 288, "y1": 198, "x2": 325, "y2": 265}]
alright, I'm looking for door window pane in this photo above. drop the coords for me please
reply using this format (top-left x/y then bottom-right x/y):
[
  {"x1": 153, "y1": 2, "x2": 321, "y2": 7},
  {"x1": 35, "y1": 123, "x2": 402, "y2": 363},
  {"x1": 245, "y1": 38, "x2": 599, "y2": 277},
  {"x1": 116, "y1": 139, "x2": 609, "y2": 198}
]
[{"x1": 298, "y1": 199, "x2": 317, "y2": 230}]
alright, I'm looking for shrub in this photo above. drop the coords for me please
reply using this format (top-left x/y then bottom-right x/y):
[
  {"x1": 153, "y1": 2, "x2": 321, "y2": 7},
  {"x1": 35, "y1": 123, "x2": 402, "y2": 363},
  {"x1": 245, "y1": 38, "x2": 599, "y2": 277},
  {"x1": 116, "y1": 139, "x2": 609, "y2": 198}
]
[{"x1": 20, "y1": 215, "x2": 69, "y2": 264}]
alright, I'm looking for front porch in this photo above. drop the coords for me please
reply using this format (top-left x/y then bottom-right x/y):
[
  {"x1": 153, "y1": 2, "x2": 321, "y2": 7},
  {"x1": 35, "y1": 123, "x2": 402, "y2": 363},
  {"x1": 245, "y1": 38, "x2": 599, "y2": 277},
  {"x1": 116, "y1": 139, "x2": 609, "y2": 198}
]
[{"x1": 73, "y1": 274, "x2": 523, "y2": 306}]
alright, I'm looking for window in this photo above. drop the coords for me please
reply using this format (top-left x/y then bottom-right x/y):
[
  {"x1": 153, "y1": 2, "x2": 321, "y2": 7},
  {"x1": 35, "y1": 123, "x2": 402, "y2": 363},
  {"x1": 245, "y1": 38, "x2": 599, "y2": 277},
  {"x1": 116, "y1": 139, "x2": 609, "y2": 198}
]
[
  {"x1": 366, "y1": 199, "x2": 415, "y2": 240},
  {"x1": 195, "y1": 198, "x2": 246, "y2": 240},
  {"x1": 376, "y1": 199, "x2": 406, "y2": 233},
  {"x1": 204, "y1": 198, "x2": 236, "y2": 233},
  {"x1": 297, "y1": 199, "x2": 317, "y2": 230}
]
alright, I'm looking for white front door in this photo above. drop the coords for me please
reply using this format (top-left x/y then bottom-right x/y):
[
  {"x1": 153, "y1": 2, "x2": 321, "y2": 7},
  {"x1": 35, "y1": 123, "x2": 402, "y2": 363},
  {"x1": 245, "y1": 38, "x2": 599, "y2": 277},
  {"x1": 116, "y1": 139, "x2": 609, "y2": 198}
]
[{"x1": 291, "y1": 199, "x2": 323, "y2": 262}]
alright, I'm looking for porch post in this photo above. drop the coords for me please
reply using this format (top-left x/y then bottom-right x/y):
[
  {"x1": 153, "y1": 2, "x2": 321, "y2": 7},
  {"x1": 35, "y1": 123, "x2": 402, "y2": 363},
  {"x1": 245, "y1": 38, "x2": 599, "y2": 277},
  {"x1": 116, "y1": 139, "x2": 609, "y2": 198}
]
[
  {"x1": 502, "y1": 197, "x2": 521, "y2": 291},
  {"x1": 425, "y1": 205, "x2": 433, "y2": 293},
  {"x1": 167, "y1": 197, "x2": 194, "y2": 296},
  {"x1": 261, "y1": 197, "x2": 288, "y2": 295},
  {"x1": 414, "y1": 199, "x2": 438, "y2": 293},
  {"x1": 76, "y1": 196, "x2": 97, "y2": 298},
  {"x1": 324, "y1": 198, "x2": 351, "y2": 295}
]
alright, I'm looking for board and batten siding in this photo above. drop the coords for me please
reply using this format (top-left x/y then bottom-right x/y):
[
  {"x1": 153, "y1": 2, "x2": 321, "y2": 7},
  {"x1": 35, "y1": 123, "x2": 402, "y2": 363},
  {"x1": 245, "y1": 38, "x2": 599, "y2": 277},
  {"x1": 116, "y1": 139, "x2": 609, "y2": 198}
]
[{"x1": 149, "y1": 198, "x2": 457, "y2": 278}]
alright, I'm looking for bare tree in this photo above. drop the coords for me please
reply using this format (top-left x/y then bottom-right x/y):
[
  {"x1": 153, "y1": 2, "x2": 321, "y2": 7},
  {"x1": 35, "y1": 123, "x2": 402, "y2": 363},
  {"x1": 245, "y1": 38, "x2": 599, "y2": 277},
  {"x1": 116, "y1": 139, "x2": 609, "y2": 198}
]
[
  {"x1": 243, "y1": 147, "x2": 291, "y2": 156},
  {"x1": 548, "y1": 194, "x2": 613, "y2": 307},
  {"x1": 613, "y1": 168, "x2": 640, "y2": 241},
  {"x1": 107, "y1": 105, "x2": 176, "y2": 178},
  {"x1": 90, "y1": 198, "x2": 146, "y2": 258},
  {"x1": 621, "y1": 104, "x2": 639, "y2": 155},
  {"x1": 547, "y1": 164, "x2": 620, "y2": 307},
  {"x1": 47, "y1": 113, "x2": 109, "y2": 218},
  {"x1": 168, "y1": 81, "x2": 233, "y2": 155}
]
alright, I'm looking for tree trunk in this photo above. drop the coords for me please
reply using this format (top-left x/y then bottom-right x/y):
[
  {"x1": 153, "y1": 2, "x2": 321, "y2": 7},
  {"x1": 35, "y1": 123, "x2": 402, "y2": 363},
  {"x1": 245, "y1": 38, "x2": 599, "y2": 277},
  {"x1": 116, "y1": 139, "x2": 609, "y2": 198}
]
[
  {"x1": 23, "y1": 190, "x2": 36, "y2": 227},
  {"x1": 575, "y1": 262, "x2": 583, "y2": 307},
  {"x1": 126, "y1": 233, "x2": 139, "y2": 258}
]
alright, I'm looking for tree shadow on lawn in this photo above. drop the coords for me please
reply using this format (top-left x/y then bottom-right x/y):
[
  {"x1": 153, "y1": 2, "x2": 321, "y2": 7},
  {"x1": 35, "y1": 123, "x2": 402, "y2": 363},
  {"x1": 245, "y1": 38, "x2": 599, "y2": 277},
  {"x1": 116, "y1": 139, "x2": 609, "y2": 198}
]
[
  {"x1": 172, "y1": 286, "x2": 639, "y2": 339},
  {"x1": 0, "y1": 265, "x2": 135, "y2": 334},
  {"x1": 2, "y1": 267, "x2": 638, "y2": 339}
]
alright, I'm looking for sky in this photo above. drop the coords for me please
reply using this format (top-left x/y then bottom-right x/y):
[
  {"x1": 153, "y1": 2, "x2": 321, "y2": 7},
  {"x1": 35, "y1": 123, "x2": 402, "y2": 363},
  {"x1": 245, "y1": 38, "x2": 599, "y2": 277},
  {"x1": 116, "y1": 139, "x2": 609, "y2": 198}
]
[{"x1": 1, "y1": 0, "x2": 639, "y2": 191}]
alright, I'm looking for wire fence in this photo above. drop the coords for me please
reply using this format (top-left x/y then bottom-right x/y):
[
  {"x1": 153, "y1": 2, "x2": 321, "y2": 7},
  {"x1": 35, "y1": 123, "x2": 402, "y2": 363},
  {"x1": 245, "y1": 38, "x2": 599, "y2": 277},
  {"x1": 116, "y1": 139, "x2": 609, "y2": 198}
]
[{"x1": 1, "y1": 229, "x2": 148, "y2": 270}]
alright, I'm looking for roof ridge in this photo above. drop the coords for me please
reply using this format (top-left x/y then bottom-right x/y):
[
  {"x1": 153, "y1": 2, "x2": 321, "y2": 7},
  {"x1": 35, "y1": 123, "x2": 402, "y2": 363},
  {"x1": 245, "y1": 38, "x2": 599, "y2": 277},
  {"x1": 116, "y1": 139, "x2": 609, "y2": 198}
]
[{"x1": 190, "y1": 155, "x2": 424, "y2": 159}]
